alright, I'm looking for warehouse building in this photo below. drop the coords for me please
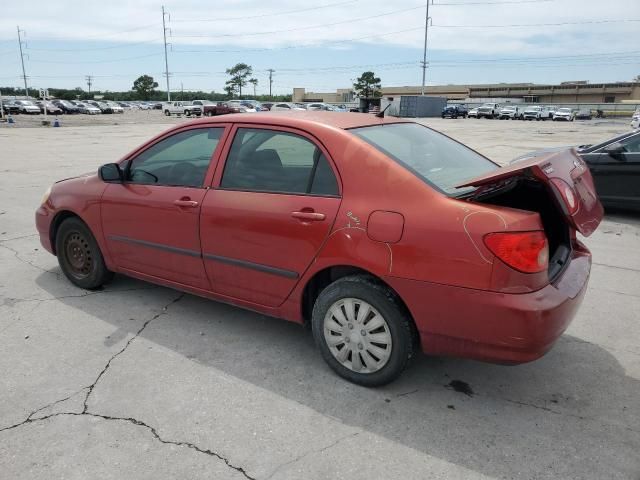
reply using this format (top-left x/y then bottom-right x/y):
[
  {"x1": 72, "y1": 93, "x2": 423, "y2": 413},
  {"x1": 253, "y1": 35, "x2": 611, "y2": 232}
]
[{"x1": 294, "y1": 81, "x2": 640, "y2": 104}]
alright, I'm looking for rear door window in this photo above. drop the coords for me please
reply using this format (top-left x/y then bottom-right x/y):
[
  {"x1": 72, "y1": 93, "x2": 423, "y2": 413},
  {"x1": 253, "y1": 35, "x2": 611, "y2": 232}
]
[{"x1": 220, "y1": 128, "x2": 339, "y2": 196}]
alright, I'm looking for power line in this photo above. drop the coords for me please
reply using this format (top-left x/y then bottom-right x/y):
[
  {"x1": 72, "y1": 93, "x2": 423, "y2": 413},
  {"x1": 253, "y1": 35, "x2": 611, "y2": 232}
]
[
  {"x1": 173, "y1": 5, "x2": 426, "y2": 38},
  {"x1": 173, "y1": 0, "x2": 361, "y2": 22},
  {"x1": 25, "y1": 40, "x2": 159, "y2": 52},
  {"x1": 435, "y1": 18, "x2": 640, "y2": 27},
  {"x1": 435, "y1": 0, "x2": 553, "y2": 4},
  {"x1": 27, "y1": 53, "x2": 162, "y2": 64}
]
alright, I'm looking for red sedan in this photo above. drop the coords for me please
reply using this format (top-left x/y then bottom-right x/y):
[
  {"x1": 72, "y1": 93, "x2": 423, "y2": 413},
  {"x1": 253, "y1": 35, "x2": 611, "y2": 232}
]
[{"x1": 35, "y1": 112, "x2": 603, "y2": 386}]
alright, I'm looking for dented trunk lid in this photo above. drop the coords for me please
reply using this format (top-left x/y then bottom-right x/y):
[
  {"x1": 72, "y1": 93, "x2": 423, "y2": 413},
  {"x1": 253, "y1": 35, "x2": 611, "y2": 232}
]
[{"x1": 457, "y1": 149, "x2": 604, "y2": 236}]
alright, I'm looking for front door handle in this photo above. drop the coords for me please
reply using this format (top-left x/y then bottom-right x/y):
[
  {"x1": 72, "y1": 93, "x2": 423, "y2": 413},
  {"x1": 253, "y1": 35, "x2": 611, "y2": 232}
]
[
  {"x1": 174, "y1": 199, "x2": 199, "y2": 208},
  {"x1": 291, "y1": 211, "x2": 326, "y2": 221}
]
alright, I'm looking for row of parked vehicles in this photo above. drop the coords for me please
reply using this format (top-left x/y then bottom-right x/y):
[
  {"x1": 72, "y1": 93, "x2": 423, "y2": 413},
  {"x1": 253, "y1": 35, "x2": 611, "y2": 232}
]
[
  {"x1": 442, "y1": 103, "x2": 599, "y2": 121},
  {"x1": 0, "y1": 98, "x2": 190, "y2": 116},
  {"x1": 162, "y1": 99, "x2": 350, "y2": 117}
]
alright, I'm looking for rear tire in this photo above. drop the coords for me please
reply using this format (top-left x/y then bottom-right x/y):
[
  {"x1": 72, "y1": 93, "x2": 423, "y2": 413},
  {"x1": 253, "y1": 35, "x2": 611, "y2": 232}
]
[
  {"x1": 312, "y1": 275, "x2": 414, "y2": 387},
  {"x1": 55, "y1": 217, "x2": 113, "y2": 290}
]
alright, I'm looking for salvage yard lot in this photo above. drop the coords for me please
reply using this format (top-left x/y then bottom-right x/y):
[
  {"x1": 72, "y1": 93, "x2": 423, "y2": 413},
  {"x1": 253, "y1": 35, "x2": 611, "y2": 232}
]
[{"x1": 0, "y1": 117, "x2": 638, "y2": 479}]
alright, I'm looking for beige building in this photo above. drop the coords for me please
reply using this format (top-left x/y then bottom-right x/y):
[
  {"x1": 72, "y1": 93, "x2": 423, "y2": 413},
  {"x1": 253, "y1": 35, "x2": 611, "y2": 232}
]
[{"x1": 294, "y1": 81, "x2": 640, "y2": 104}]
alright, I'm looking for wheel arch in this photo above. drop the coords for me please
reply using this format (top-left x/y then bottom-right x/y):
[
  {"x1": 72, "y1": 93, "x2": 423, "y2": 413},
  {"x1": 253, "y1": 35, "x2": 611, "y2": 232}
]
[
  {"x1": 49, "y1": 209, "x2": 85, "y2": 255},
  {"x1": 300, "y1": 265, "x2": 418, "y2": 340}
]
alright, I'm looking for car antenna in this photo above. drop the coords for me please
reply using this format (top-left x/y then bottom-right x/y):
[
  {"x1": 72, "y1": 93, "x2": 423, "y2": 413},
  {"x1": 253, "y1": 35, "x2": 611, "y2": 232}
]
[{"x1": 376, "y1": 103, "x2": 391, "y2": 118}]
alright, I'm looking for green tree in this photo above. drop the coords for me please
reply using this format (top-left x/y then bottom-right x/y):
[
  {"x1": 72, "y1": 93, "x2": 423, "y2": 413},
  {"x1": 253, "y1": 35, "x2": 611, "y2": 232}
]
[
  {"x1": 353, "y1": 71, "x2": 382, "y2": 98},
  {"x1": 132, "y1": 75, "x2": 158, "y2": 100},
  {"x1": 249, "y1": 78, "x2": 258, "y2": 97},
  {"x1": 225, "y1": 63, "x2": 253, "y2": 98}
]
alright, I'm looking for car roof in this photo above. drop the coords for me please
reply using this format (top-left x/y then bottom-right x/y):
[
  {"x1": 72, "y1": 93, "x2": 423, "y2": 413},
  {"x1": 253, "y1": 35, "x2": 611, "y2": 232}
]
[{"x1": 187, "y1": 111, "x2": 410, "y2": 130}]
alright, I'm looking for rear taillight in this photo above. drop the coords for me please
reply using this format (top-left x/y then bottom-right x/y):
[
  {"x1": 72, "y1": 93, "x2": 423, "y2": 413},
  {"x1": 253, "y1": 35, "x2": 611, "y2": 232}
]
[
  {"x1": 484, "y1": 231, "x2": 549, "y2": 273},
  {"x1": 550, "y1": 178, "x2": 579, "y2": 215}
]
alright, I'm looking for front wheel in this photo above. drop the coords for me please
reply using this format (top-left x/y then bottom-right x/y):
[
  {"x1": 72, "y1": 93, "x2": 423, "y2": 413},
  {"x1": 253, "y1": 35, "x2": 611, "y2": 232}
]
[
  {"x1": 55, "y1": 217, "x2": 113, "y2": 290},
  {"x1": 185, "y1": 110, "x2": 191, "y2": 117},
  {"x1": 312, "y1": 276, "x2": 414, "y2": 387},
  {"x1": 164, "y1": 110, "x2": 170, "y2": 116}
]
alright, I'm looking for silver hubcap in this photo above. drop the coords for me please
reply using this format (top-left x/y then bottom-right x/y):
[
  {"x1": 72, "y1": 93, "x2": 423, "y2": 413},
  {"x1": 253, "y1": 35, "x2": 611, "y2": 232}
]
[{"x1": 323, "y1": 298, "x2": 392, "y2": 374}]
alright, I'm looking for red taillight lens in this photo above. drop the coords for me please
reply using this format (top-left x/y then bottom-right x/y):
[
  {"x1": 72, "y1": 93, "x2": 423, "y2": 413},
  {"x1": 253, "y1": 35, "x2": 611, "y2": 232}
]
[
  {"x1": 484, "y1": 231, "x2": 549, "y2": 273},
  {"x1": 550, "y1": 178, "x2": 579, "y2": 215}
]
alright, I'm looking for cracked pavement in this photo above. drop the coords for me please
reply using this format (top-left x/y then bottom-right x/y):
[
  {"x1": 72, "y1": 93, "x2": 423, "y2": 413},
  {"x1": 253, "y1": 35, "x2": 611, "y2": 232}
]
[{"x1": 1, "y1": 120, "x2": 639, "y2": 479}]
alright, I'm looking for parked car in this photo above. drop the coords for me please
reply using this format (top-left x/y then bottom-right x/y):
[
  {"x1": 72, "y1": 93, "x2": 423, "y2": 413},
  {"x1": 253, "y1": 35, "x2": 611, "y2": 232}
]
[
  {"x1": 227, "y1": 100, "x2": 256, "y2": 113},
  {"x1": 75, "y1": 102, "x2": 101, "y2": 115},
  {"x1": 575, "y1": 109, "x2": 593, "y2": 120},
  {"x1": 543, "y1": 106, "x2": 556, "y2": 120},
  {"x1": 35, "y1": 101, "x2": 63, "y2": 115},
  {"x1": 261, "y1": 102, "x2": 274, "y2": 111},
  {"x1": 441, "y1": 105, "x2": 468, "y2": 119},
  {"x1": 498, "y1": 105, "x2": 520, "y2": 120},
  {"x1": 52, "y1": 100, "x2": 80, "y2": 114},
  {"x1": 1, "y1": 100, "x2": 22, "y2": 115},
  {"x1": 553, "y1": 108, "x2": 575, "y2": 121},
  {"x1": 522, "y1": 105, "x2": 551, "y2": 121},
  {"x1": 15, "y1": 100, "x2": 41, "y2": 114},
  {"x1": 271, "y1": 102, "x2": 306, "y2": 111},
  {"x1": 202, "y1": 102, "x2": 242, "y2": 116},
  {"x1": 36, "y1": 112, "x2": 603, "y2": 386},
  {"x1": 137, "y1": 102, "x2": 152, "y2": 110},
  {"x1": 94, "y1": 102, "x2": 114, "y2": 114},
  {"x1": 512, "y1": 130, "x2": 640, "y2": 211},
  {"x1": 467, "y1": 107, "x2": 478, "y2": 118},
  {"x1": 163, "y1": 101, "x2": 202, "y2": 117},
  {"x1": 106, "y1": 101, "x2": 124, "y2": 114},
  {"x1": 476, "y1": 103, "x2": 500, "y2": 119}
]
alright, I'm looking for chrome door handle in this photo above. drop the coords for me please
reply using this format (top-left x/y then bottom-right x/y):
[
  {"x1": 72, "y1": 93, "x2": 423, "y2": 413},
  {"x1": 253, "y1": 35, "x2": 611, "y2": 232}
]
[
  {"x1": 174, "y1": 199, "x2": 199, "y2": 208},
  {"x1": 291, "y1": 211, "x2": 326, "y2": 221}
]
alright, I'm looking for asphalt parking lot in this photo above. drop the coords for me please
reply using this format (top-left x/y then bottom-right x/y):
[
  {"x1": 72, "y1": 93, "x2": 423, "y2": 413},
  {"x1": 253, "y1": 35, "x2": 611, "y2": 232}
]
[{"x1": 1, "y1": 116, "x2": 638, "y2": 479}]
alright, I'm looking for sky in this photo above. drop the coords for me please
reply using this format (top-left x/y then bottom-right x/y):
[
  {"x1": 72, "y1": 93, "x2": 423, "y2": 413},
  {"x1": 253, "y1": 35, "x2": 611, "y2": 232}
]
[{"x1": 0, "y1": 0, "x2": 639, "y2": 96}]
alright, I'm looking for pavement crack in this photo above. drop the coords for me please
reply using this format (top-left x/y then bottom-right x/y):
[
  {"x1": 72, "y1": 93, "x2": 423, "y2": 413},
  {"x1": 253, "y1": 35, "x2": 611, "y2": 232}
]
[
  {"x1": 265, "y1": 432, "x2": 360, "y2": 479},
  {"x1": 0, "y1": 233, "x2": 39, "y2": 243},
  {"x1": 82, "y1": 293, "x2": 185, "y2": 413},
  {"x1": 0, "y1": 243, "x2": 60, "y2": 277},
  {"x1": 0, "y1": 411, "x2": 255, "y2": 479}
]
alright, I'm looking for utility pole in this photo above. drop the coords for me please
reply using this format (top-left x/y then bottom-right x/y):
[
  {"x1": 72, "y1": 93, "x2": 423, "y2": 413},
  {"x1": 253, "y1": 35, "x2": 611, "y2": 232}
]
[
  {"x1": 162, "y1": 6, "x2": 171, "y2": 102},
  {"x1": 267, "y1": 69, "x2": 275, "y2": 98},
  {"x1": 85, "y1": 75, "x2": 93, "y2": 94},
  {"x1": 17, "y1": 26, "x2": 29, "y2": 97},
  {"x1": 420, "y1": 1, "x2": 431, "y2": 96}
]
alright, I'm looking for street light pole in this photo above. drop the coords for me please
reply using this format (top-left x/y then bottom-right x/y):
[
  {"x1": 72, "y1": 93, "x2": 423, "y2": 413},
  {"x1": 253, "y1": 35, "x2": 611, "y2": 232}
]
[
  {"x1": 420, "y1": 1, "x2": 431, "y2": 96},
  {"x1": 162, "y1": 6, "x2": 171, "y2": 102},
  {"x1": 17, "y1": 26, "x2": 29, "y2": 97}
]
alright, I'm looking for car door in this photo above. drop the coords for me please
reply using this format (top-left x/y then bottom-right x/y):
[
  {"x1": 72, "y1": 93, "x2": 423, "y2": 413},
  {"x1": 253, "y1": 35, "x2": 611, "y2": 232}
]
[
  {"x1": 200, "y1": 125, "x2": 342, "y2": 307},
  {"x1": 584, "y1": 133, "x2": 640, "y2": 208},
  {"x1": 101, "y1": 126, "x2": 227, "y2": 289}
]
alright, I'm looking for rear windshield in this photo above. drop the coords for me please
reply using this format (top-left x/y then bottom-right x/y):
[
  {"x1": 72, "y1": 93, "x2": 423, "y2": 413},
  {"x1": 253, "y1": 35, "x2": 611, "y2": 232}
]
[{"x1": 350, "y1": 123, "x2": 498, "y2": 196}]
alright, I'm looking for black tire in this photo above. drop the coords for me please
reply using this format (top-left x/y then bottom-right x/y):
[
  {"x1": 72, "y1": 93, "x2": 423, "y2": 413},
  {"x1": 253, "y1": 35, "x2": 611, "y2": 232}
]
[
  {"x1": 164, "y1": 110, "x2": 170, "y2": 116},
  {"x1": 311, "y1": 275, "x2": 414, "y2": 387},
  {"x1": 185, "y1": 110, "x2": 191, "y2": 117},
  {"x1": 55, "y1": 217, "x2": 113, "y2": 290}
]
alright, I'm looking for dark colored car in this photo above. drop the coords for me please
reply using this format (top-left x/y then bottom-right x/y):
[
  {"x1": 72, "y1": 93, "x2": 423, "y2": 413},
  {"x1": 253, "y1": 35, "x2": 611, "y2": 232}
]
[
  {"x1": 442, "y1": 105, "x2": 468, "y2": 119},
  {"x1": 36, "y1": 112, "x2": 603, "y2": 386},
  {"x1": 52, "y1": 100, "x2": 80, "y2": 114},
  {"x1": 512, "y1": 130, "x2": 640, "y2": 211},
  {"x1": 1, "y1": 100, "x2": 21, "y2": 115},
  {"x1": 202, "y1": 102, "x2": 242, "y2": 116},
  {"x1": 575, "y1": 110, "x2": 593, "y2": 120},
  {"x1": 261, "y1": 102, "x2": 274, "y2": 111}
]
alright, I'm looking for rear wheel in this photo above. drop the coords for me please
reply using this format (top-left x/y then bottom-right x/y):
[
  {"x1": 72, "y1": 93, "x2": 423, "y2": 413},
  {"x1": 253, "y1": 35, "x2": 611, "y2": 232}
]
[
  {"x1": 312, "y1": 276, "x2": 414, "y2": 387},
  {"x1": 55, "y1": 217, "x2": 113, "y2": 290}
]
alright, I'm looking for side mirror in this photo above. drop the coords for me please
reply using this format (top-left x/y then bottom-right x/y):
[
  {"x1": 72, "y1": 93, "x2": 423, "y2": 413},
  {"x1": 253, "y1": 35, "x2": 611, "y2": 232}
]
[
  {"x1": 603, "y1": 142, "x2": 626, "y2": 158},
  {"x1": 99, "y1": 163, "x2": 123, "y2": 182}
]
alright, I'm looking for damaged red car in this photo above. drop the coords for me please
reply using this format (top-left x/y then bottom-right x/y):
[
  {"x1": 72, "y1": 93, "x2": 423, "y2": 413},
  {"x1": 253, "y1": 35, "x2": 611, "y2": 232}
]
[{"x1": 35, "y1": 112, "x2": 603, "y2": 386}]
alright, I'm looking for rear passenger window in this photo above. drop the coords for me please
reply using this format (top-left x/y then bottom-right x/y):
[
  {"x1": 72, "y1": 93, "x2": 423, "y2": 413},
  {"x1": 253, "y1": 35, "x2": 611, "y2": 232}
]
[{"x1": 220, "y1": 128, "x2": 339, "y2": 196}]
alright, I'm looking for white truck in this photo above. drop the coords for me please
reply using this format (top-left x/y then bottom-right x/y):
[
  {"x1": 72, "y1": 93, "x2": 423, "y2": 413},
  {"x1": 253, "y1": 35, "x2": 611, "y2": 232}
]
[
  {"x1": 163, "y1": 101, "x2": 202, "y2": 117},
  {"x1": 476, "y1": 103, "x2": 500, "y2": 119}
]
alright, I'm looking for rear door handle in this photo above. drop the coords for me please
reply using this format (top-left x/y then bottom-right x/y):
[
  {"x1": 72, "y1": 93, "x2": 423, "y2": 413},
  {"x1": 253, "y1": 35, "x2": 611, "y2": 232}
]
[
  {"x1": 291, "y1": 211, "x2": 326, "y2": 221},
  {"x1": 174, "y1": 199, "x2": 199, "y2": 208}
]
